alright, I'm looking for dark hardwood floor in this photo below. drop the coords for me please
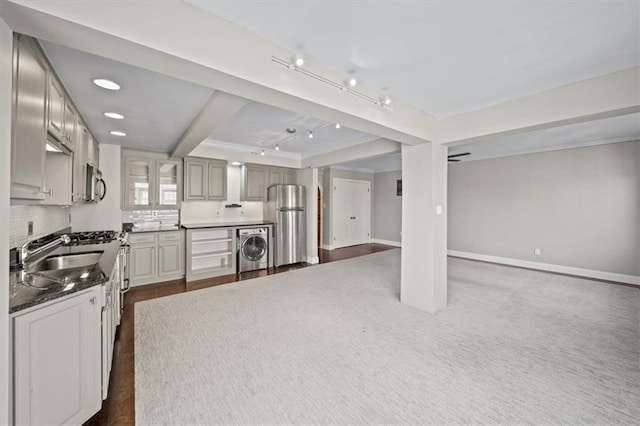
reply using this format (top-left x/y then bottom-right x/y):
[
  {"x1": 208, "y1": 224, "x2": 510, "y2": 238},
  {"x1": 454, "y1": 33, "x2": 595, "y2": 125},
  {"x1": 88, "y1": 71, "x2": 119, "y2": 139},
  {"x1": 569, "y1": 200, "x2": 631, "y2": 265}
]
[{"x1": 85, "y1": 243, "x2": 395, "y2": 425}]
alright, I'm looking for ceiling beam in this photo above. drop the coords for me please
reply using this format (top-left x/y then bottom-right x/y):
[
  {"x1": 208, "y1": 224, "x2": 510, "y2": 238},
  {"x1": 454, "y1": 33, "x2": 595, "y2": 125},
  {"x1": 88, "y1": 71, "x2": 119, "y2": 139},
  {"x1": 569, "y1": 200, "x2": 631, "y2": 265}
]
[
  {"x1": 301, "y1": 138, "x2": 401, "y2": 169},
  {"x1": 170, "y1": 92, "x2": 247, "y2": 158},
  {"x1": 439, "y1": 67, "x2": 640, "y2": 146}
]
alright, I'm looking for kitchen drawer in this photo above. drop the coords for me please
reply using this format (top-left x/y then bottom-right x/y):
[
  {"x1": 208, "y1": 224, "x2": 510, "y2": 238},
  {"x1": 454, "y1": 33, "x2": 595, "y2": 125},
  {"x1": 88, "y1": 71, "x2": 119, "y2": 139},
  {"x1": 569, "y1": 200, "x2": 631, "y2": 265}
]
[
  {"x1": 129, "y1": 233, "x2": 157, "y2": 244},
  {"x1": 191, "y1": 229, "x2": 230, "y2": 241},
  {"x1": 158, "y1": 231, "x2": 183, "y2": 242}
]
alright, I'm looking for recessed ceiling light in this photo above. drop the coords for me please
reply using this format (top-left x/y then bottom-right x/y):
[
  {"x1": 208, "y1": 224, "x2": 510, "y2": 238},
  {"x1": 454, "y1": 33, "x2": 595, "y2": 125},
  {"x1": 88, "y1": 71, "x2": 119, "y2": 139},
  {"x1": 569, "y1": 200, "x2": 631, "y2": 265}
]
[
  {"x1": 335, "y1": 123, "x2": 341, "y2": 129},
  {"x1": 231, "y1": 161, "x2": 242, "y2": 166},
  {"x1": 348, "y1": 77, "x2": 357, "y2": 87},
  {"x1": 110, "y1": 131, "x2": 126, "y2": 137},
  {"x1": 308, "y1": 130, "x2": 314, "y2": 139},
  {"x1": 104, "y1": 112, "x2": 124, "y2": 119},
  {"x1": 286, "y1": 127, "x2": 296, "y2": 134},
  {"x1": 294, "y1": 55, "x2": 304, "y2": 67},
  {"x1": 92, "y1": 78, "x2": 120, "y2": 90},
  {"x1": 381, "y1": 96, "x2": 391, "y2": 106}
]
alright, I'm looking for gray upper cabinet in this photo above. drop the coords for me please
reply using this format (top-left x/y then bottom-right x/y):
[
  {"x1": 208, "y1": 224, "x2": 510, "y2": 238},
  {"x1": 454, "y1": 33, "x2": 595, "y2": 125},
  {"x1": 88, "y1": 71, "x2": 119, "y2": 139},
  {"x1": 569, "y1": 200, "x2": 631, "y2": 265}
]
[
  {"x1": 242, "y1": 164, "x2": 269, "y2": 201},
  {"x1": 207, "y1": 161, "x2": 227, "y2": 200},
  {"x1": 184, "y1": 158, "x2": 206, "y2": 200},
  {"x1": 268, "y1": 168, "x2": 283, "y2": 186},
  {"x1": 184, "y1": 157, "x2": 227, "y2": 201},
  {"x1": 62, "y1": 99, "x2": 77, "y2": 152},
  {"x1": 72, "y1": 124, "x2": 88, "y2": 203},
  {"x1": 47, "y1": 74, "x2": 65, "y2": 142},
  {"x1": 11, "y1": 34, "x2": 49, "y2": 200},
  {"x1": 283, "y1": 169, "x2": 296, "y2": 184}
]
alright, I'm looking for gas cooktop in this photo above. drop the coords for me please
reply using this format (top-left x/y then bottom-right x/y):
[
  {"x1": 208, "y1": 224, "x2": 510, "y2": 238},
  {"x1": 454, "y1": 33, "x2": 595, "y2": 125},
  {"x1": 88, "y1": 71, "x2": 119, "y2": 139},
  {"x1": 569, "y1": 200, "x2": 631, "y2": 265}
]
[{"x1": 66, "y1": 231, "x2": 126, "y2": 246}]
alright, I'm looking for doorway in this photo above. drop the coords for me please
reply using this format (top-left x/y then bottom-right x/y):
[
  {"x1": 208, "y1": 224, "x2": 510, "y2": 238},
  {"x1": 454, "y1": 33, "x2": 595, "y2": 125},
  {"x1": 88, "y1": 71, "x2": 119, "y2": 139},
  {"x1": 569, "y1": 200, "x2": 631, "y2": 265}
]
[{"x1": 332, "y1": 178, "x2": 371, "y2": 249}]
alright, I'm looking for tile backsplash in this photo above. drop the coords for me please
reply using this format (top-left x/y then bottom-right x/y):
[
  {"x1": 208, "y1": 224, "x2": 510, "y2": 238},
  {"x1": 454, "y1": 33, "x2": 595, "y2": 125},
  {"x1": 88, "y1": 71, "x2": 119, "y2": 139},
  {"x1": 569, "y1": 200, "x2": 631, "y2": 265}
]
[
  {"x1": 121, "y1": 210, "x2": 180, "y2": 228},
  {"x1": 10, "y1": 205, "x2": 70, "y2": 249}
]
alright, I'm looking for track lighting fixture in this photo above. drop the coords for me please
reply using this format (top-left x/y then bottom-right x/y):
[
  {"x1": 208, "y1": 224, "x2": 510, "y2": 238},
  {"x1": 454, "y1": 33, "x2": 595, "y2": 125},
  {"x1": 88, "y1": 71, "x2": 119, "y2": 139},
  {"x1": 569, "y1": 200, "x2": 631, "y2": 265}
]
[
  {"x1": 335, "y1": 123, "x2": 341, "y2": 129},
  {"x1": 308, "y1": 130, "x2": 314, "y2": 139},
  {"x1": 347, "y1": 77, "x2": 357, "y2": 87},
  {"x1": 294, "y1": 55, "x2": 304, "y2": 67},
  {"x1": 275, "y1": 144, "x2": 280, "y2": 151},
  {"x1": 260, "y1": 150, "x2": 265, "y2": 156},
  {"x1": 381, "y1": 96, "x2": 391, "y2": 106}
]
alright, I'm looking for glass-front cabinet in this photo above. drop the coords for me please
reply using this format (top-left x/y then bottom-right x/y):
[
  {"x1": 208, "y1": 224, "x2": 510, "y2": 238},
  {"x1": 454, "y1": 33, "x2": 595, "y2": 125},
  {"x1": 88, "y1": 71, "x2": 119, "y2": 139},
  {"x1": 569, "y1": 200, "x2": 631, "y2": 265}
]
[
  {"x1": 123, "y1": 154, "x2": 182, "y2": 210},
  {"x1": 125, "y1": 158, "x2": 154, "y2": 210},
  {"x1": 156, "y1": 160, "x2": 181, "y2": 208}
]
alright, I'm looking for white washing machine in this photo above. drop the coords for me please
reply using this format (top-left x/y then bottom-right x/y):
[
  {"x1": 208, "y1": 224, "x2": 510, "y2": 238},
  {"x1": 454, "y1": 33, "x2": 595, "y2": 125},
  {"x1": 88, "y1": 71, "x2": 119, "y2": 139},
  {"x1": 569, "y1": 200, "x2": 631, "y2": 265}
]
[{"x1": 237, "y1": 228, "x2": 269, "y2": 273}]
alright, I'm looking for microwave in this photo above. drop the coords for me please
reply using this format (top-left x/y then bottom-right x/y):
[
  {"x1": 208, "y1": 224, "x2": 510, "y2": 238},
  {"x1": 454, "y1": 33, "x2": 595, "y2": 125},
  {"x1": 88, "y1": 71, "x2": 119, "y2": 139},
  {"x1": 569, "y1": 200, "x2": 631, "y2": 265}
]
[{"x1": 86, "y1": 163, "x2": 106, "y2": 202}]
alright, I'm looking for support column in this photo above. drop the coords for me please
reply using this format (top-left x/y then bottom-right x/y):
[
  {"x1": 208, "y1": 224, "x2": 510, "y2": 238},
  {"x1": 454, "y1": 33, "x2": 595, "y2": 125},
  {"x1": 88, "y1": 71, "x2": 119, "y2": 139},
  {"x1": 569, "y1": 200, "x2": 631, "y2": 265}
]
[
  {"x1": 401, "y1": 142, "x2": 448, "y2": 313},
  {"x1": 296, "y1": 167, "x2": 319, "y2": 264}
]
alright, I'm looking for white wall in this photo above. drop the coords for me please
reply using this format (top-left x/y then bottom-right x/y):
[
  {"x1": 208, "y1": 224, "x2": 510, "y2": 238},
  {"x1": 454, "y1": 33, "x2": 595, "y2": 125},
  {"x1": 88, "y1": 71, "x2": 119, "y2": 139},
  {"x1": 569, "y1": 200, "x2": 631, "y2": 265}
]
[
  {"x1": 373, "y1": 171, "x2": 402, "y2": 244},
  {"x1": 448, "y1": 141, "x2": 640, "y2": 279},
  {"x1": 70, "y1": 143, "x2": 122, "y2": 232},
  {"x1": 1, "y1": 16, "x2": 12, "y2": 425}
]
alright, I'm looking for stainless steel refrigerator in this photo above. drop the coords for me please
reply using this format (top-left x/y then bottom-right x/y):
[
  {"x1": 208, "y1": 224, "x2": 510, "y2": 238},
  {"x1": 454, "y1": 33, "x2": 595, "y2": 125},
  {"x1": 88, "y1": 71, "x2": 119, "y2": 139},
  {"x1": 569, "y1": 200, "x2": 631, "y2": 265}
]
[{"x1": 265, "y1": 184, "x2": 306, "y2": 266}]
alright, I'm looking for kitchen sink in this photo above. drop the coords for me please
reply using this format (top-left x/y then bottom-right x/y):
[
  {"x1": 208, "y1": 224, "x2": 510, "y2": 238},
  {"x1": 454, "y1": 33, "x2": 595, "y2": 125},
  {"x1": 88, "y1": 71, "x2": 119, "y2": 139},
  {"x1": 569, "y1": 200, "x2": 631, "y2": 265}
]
[
  {"x1": 33, "y1": 251, "x2": 103, "y2": 272},
  {"x1": 21, "y1": 251, "x2": 103, "y2": 290}
]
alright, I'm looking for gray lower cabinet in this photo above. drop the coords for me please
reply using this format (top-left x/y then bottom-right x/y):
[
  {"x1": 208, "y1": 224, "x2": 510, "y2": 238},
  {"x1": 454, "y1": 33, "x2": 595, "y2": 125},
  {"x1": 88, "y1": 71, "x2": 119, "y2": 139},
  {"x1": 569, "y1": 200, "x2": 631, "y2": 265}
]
[
  {"x1": 12, "y1": 286, "x2": 102, "y2": 425},
  {"x1": 11, "y1": 34, "x2": 49, "y2": 200},
  {"x1": 130, "y1": 243, "x2": 156, "y2": 283},
  {"x1": 184, "y1": 157, "x2": 227, "y2": 201},
  {"x1": 129, "y1": 231, "x2": 185, "y2": 286}
]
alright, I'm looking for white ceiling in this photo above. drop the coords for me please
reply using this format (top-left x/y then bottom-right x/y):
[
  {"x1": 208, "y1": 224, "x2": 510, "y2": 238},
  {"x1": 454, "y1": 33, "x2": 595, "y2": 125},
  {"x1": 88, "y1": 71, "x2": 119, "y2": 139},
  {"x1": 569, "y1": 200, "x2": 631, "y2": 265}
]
[
  {"x1": 449, "y1": 113, "x2": 640, "y2": 162},
  {"x1": 209, "y1": 101, "x2": 378, "y2": 158},
  {"x1": 40, "y1": 41, "x2": 213, "y2": 152},
  {"x1": 186, "y1": 1, "x2": 640, "y2": 118}
]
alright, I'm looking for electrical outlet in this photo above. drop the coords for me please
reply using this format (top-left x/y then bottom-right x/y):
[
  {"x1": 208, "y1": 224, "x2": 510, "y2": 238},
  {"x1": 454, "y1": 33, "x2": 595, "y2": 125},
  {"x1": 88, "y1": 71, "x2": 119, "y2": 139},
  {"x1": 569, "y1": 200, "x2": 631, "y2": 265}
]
[
  {"x1": 534, "y1": 248, "x2": 541, "y2": 256},
  {"x1": 27, "y1": 221, "x2": 33, "y2": 236}
]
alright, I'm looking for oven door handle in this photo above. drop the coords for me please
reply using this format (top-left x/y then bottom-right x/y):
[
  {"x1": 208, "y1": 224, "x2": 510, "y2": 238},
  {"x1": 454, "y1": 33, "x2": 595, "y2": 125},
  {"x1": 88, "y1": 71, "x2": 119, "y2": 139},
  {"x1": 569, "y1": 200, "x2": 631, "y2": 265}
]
[{"x1": 121, "y1": 278, "x2": 130, "y2": 293}]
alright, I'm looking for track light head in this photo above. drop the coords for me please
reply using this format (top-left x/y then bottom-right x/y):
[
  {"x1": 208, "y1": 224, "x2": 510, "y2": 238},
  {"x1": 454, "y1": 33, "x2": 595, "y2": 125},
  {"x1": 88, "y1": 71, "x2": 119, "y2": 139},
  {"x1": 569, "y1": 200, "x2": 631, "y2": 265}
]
[
  {"x1": 275, "y1": 144, "x2": 280, "y2": 151},
  {"x1": 347, "y1": 77, "x2": 357, "y2": 87},
  {"x1": 308, "y1": 130, "x2": 314, "y2": 139},
  {"x1": 335, "y1": 123, "x2": 341, "y2": 129},
  {"x1": 294, "y1": 55, "x2": 304, "y2": 67}
]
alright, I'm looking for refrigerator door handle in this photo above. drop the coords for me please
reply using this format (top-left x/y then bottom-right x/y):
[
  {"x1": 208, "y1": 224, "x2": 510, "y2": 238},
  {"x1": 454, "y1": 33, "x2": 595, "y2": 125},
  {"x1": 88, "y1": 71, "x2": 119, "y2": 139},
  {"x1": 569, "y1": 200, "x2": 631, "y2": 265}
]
[{"x1": 278, "y1": 207, "x2": 304, "y2": 212}]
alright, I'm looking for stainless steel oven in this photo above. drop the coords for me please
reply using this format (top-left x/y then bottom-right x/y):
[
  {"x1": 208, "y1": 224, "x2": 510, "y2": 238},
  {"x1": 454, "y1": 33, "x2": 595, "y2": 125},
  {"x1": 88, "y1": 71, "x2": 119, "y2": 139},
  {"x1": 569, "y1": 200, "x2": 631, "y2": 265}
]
[{"x1": 86, "y1": 163, "x2": 106, "y2": 202}]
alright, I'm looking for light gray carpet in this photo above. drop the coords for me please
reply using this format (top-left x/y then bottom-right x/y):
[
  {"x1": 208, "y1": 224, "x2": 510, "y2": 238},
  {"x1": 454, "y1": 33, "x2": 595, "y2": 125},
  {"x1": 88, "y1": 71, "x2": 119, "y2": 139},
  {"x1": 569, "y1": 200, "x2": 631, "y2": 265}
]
[{"x1": 135, "y1": 250, "x2": 640, "y2": 424}]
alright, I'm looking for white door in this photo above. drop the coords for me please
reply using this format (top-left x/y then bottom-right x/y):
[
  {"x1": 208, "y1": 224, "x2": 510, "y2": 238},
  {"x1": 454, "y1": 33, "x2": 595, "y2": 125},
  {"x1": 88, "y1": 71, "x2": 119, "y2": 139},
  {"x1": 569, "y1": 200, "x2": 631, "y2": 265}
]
[
  {"x1": 332, "y1": 179, "x2": 352, "y2": 248},
  {"x1": 350, "y1": 181, "x2": 371, "y2": 245},
  {"x1": 332, "y1": 179, "x2": 371, "y2": 248}
]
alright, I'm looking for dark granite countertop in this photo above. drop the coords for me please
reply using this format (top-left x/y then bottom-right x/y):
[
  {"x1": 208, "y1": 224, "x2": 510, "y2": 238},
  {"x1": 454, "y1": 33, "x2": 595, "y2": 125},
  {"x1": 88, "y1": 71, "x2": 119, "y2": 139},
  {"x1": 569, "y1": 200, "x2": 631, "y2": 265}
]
[
  {"x1": 10, "y1": 240, "x2": 121, "y2": 314},
  {"x1": 181, "y1": 221, "x2": 274, "y2": 229}
]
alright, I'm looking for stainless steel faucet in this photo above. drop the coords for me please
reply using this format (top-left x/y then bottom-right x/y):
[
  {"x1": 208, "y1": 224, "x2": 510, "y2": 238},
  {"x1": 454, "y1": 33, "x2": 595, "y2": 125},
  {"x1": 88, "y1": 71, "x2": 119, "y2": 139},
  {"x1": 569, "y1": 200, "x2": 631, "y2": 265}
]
[{"x1": 20, "y1": 234, "x2": 71, "y2": 268}]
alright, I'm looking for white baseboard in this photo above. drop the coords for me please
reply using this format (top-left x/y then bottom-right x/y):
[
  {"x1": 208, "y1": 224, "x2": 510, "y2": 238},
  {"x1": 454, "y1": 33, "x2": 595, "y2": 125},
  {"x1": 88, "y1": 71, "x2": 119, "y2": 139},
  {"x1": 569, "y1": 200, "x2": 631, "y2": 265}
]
[
  {"x1": 307, "y1": 256, "x2": 320, "y2": 265},
  {"x1": 447, "y1": 250, "x2": 640, "y2": 286},
  {"x1": 321, "y1": 244, "x2": 334, "y2": 251},
  {"x1": 372, "y1": 238, "x2": 402, "y2": 248}
]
